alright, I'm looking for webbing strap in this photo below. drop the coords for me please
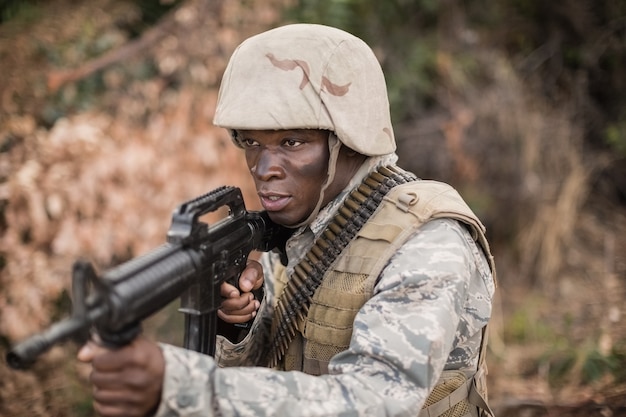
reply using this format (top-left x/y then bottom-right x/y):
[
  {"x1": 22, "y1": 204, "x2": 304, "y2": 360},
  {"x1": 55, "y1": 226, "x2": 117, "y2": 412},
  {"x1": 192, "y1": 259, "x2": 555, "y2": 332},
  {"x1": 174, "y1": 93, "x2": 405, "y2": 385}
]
[
  {"x1": 419, "y1": 378, "x2": 472, "y2": 417},
  {"x1": 469, "y1": 388, "x2": 493, "y2": 417},
  {"x1": 419, "y1": 367, "x2": 495, "y2": 417}
]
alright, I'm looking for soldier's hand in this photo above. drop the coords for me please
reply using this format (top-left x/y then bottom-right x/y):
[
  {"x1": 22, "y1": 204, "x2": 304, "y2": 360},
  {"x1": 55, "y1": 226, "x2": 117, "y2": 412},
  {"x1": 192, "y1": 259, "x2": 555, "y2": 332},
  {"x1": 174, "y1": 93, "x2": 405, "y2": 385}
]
[
  {"x1": 77, "y1": 336, "x2": 164, "y2": 417},
  {"x1": 218, "y1": 259, "x2": 264, "y2": 324}
]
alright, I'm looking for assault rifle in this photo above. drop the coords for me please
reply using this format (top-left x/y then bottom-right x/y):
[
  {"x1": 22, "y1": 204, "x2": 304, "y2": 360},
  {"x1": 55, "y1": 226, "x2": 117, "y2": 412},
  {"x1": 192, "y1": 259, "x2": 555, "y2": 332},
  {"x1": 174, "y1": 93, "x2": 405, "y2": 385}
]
[{"x1": 6, "y1": 186, "x2": 290, "y2": 370}]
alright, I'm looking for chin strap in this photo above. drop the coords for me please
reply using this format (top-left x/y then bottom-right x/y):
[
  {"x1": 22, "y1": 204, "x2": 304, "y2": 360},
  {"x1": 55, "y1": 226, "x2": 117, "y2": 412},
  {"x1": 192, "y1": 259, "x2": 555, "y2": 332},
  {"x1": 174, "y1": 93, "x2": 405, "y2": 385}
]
[{"x1": 288, "y1": 133, "x2": 342, "y2": 230}]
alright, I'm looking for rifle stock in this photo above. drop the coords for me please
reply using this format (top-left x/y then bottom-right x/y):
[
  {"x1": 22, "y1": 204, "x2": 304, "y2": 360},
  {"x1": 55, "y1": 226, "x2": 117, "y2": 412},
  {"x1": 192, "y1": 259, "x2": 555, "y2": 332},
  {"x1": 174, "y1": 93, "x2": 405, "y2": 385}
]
[{"x1": 6, "y1": 186, "x2": 289, "y2": 369}]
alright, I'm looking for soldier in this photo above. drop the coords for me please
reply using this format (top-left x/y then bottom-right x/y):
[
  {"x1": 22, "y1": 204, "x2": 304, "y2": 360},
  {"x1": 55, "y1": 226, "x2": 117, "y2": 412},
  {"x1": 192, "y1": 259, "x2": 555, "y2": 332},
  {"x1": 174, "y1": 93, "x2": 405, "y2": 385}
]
[{"x1": 78, "y1": 23, "x2": 496, "y2": 417}]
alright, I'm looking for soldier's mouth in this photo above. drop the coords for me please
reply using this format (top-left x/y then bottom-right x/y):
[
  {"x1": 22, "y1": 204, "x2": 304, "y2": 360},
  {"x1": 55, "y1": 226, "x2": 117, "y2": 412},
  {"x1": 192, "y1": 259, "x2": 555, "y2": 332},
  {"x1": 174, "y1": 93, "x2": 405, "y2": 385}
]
[{"x1": 259, "y1": 193, "x2": 291, "y2": 212}]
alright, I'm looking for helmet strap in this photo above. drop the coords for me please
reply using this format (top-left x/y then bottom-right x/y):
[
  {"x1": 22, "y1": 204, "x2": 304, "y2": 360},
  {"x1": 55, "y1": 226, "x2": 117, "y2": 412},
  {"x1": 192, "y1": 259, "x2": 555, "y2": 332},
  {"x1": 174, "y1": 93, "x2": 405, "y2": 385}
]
[{"x1": 289, "y1": 132, "x2": 341, "y2": 229}]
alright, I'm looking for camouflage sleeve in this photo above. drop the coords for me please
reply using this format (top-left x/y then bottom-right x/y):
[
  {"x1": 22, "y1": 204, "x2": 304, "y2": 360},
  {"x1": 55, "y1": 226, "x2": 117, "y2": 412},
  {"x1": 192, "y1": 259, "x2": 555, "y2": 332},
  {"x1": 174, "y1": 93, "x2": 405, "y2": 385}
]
[
  {"x1": 328, "y1": 218, "x2": 495, "y2": 412},
  {"x1": 153, "y1": 218, "x2": 494, "y2": 417}
]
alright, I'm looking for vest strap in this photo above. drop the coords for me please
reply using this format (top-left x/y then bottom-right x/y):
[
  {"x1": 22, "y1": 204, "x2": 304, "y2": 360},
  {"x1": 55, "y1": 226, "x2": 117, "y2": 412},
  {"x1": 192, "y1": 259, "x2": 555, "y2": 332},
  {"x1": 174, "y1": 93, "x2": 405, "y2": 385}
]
[
  {"x1": 468, "y1": 367, "x2": 495, "y2": 417},
  {"x1": 419, "y1": 377, "x2": 472, "y2": 417},
  {"x1": 419, "y1": 366, "x2": 494, "y2": 417}
]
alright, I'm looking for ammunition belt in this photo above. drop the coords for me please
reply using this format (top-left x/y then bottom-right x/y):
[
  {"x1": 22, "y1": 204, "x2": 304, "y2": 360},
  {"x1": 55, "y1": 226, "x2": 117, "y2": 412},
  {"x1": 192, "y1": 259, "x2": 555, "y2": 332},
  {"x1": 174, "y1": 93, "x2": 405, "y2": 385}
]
[{"x1": 267, "y1": 165, "x2": 418, "y2": 368}]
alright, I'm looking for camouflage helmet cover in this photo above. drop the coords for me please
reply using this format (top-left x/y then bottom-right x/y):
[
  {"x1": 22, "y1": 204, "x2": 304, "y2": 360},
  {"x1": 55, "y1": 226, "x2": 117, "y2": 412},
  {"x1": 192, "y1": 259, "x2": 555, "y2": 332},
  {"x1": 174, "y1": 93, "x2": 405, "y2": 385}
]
[{"x1": 213, "y1": 24, "x2": 396, "y2": 156}]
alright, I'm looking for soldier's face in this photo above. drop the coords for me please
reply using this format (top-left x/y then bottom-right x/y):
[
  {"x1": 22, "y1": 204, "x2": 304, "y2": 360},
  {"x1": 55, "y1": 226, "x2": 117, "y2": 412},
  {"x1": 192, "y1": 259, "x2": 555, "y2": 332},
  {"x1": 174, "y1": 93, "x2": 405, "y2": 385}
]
[{"x1": 238, "y1": 129, "x2": 331, "y2": 227}]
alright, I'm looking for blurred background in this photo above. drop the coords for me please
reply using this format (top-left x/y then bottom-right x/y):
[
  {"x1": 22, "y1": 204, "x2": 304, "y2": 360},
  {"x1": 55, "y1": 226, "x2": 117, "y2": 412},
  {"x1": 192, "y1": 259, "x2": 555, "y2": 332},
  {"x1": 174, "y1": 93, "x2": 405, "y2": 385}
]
[{"x1": 0, "y1": 0, "x2": 625, "y2": 415}]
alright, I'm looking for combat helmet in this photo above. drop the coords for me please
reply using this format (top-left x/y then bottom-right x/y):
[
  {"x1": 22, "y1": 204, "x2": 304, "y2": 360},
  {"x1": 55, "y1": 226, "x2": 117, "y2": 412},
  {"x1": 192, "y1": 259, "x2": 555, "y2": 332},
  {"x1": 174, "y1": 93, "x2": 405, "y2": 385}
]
[{"x1": 213, "y1": 23, "x2": 396, "y2": 156}]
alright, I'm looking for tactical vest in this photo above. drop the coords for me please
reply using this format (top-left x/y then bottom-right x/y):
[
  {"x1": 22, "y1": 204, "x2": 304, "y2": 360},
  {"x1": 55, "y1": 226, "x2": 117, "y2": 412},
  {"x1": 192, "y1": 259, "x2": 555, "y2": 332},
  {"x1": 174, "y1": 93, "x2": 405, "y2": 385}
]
[{"x1": 272, "y1": 180, "x2": 496, "y2": 417}]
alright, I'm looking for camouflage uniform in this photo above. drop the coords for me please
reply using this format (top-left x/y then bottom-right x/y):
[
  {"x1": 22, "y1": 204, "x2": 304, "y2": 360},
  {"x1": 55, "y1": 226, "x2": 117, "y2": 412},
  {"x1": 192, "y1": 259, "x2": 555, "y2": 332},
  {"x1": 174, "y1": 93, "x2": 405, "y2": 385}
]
[{"x1": 153, "y1": 159, "x2": 495, "y2": 417}]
